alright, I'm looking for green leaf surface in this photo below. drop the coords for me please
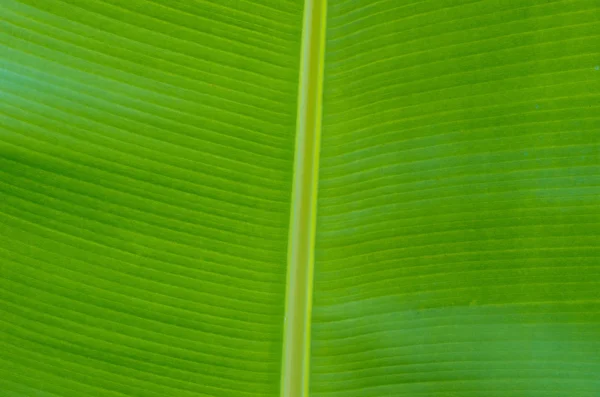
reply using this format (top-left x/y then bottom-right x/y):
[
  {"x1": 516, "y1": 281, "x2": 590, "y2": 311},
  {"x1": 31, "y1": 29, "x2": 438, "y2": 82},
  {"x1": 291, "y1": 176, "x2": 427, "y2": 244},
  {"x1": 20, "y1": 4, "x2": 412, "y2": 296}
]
[
  {"x1": 1, "y1": 0, "x2": 599, "y2": 396},
  {"x1": 311, "y1": 1, "x2": 600, "y2": 396},
  {"x1": 1, "y1": 0, "x2": 303, "y2": 395}
]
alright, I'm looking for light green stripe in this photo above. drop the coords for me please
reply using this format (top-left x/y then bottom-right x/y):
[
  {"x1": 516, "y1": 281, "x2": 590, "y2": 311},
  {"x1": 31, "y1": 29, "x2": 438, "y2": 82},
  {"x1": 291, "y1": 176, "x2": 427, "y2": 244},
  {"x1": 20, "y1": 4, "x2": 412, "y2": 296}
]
[{"x1": 280, "y1": 0, "x2": 327, "y2": 396}]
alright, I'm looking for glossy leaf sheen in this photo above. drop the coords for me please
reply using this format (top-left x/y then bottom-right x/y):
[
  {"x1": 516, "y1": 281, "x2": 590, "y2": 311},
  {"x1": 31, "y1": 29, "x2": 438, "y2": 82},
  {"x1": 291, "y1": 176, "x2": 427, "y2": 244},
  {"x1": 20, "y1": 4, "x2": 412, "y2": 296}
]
[{"x1": 1, "y1": 0, "x2": 599, "y2": 396}]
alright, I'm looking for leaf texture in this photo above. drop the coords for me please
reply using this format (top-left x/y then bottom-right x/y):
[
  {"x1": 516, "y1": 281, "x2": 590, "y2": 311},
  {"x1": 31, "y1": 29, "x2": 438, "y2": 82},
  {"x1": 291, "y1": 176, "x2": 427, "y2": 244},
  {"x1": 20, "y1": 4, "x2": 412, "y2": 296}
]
[
  {"x1": 1, "y1": 0, "x2": 600, "y2": 397},
  {"x1": 311, "y1": 0, "x2": 600, "y2": 396},
  {"x1": 0, "y1": 0, "x2": 303, "y2": 396}
]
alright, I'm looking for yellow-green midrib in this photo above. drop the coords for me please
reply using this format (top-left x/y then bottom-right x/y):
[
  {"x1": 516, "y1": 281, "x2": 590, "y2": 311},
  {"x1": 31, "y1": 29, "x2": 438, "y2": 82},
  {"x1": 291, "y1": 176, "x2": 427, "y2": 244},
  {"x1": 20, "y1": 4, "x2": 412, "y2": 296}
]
[{"x1": 280, "y1": 0, "x2": 327, "y2": 396}]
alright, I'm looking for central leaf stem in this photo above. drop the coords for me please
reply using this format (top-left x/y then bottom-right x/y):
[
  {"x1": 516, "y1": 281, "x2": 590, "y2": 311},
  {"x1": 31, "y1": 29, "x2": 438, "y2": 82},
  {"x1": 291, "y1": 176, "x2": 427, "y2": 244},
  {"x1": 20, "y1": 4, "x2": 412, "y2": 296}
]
[{"x1": 280, "y1": 0, "x2": 327, "y2": 396}]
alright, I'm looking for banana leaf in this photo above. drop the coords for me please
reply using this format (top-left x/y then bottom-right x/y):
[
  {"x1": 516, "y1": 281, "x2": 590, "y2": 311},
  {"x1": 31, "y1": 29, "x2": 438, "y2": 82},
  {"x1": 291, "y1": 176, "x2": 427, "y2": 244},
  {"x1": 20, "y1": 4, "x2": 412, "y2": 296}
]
[{"x1": 1, "y1": 0, "x2": 599, "y2": 396}]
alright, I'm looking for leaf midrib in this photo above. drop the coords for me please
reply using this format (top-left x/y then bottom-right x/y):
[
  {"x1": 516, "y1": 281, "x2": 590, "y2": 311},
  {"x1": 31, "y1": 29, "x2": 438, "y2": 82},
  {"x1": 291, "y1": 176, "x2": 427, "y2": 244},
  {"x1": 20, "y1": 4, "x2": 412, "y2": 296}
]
[{"x1": 280, "y1": 0, "x2": 328, "y2": 396}]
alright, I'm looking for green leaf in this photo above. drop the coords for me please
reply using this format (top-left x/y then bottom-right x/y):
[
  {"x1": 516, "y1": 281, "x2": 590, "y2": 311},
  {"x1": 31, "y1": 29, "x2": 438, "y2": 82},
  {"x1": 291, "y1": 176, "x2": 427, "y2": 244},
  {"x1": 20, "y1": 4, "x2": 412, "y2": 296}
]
[
  {"x1": 1, "y1": 1, "x2": 599, "y2": 397},
  {"x1": 310, "y1": 1, "x2": 600, "y2": 396},
  {"x1": 1, "y1": 0, "x2": 303, "y2": 396}
]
